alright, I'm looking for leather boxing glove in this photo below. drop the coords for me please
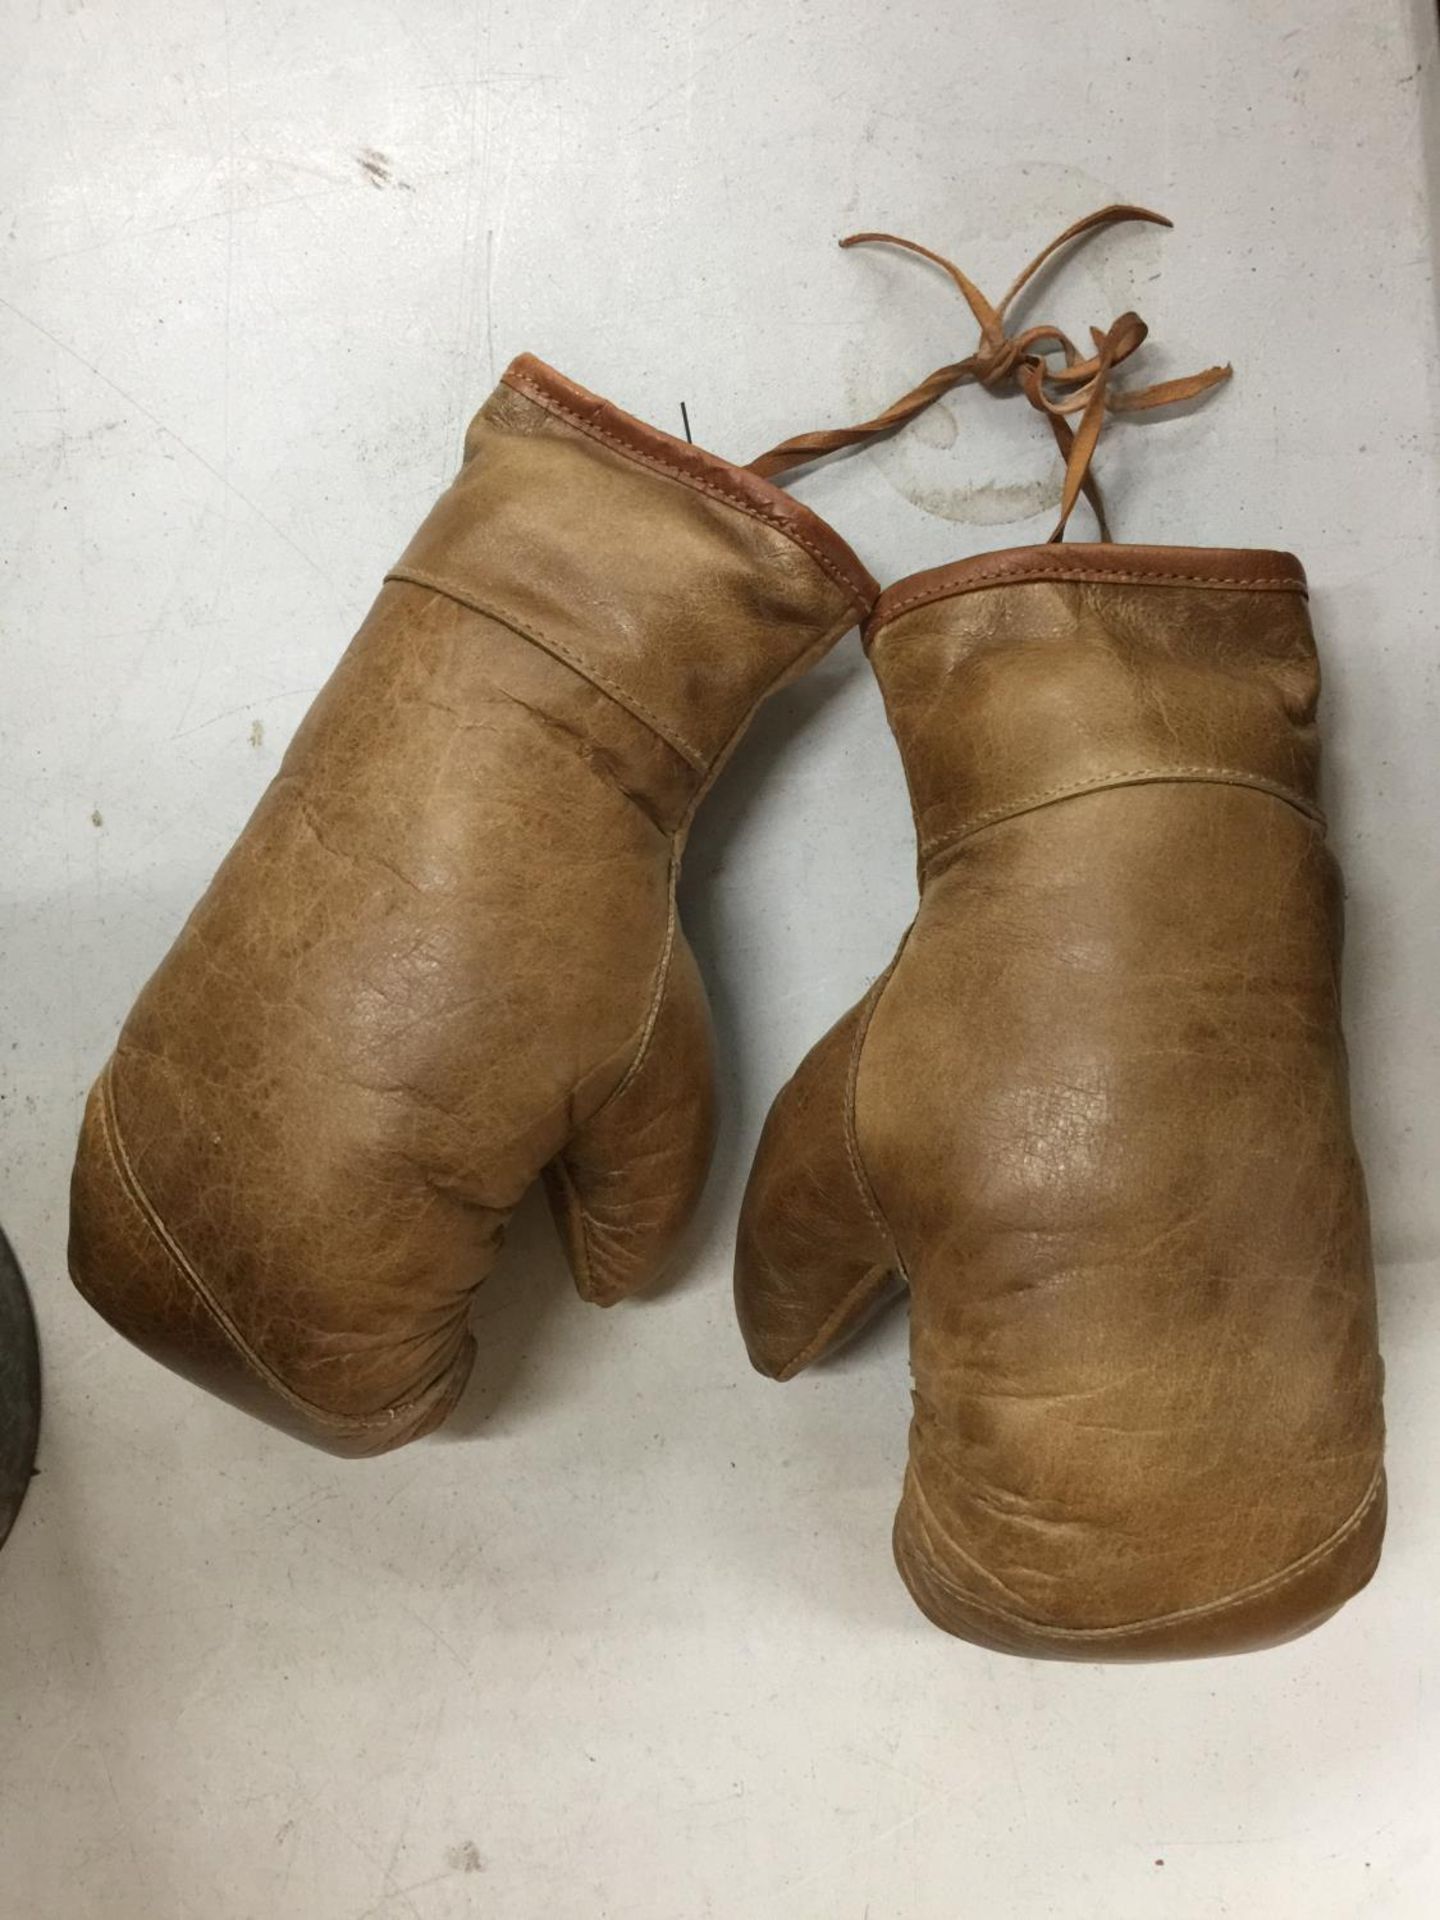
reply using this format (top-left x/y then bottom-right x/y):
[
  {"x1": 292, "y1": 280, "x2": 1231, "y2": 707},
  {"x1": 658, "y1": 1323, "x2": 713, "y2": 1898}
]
[
  {"x1": 69, "y1": 353, "x2": 880, "y2": 1455},
  {"x1": 736, "y1": 213, "x2": 1384, "y2": 1659},
  {"x1": 736, "y1": 544, "x2": 1385, "y2": 1658}
]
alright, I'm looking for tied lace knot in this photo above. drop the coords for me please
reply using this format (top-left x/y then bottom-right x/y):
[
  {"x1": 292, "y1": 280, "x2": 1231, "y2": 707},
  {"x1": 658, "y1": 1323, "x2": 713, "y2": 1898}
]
[{"x1": 747, "y1": 205, "x2": 1231, "y2": 542}]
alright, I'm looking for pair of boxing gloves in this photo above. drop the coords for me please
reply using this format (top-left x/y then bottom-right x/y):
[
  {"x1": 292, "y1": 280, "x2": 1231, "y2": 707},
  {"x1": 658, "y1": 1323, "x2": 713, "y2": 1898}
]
[{"x1": 68, "y1": 211, "x2": 1385, "y2": 1661}]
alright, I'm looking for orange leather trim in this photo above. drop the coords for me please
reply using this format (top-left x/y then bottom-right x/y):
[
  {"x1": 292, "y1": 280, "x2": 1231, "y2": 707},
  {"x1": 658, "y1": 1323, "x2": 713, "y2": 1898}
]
[
  {"x1": 501, "y1": 355, "x2": 879, "y2": 614},
  {"x1": 868, "y1": 543, "x2": 1308, "y2": 640}
]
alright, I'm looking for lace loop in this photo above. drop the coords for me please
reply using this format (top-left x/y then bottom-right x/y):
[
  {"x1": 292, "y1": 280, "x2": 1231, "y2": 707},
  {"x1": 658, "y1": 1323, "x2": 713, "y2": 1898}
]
[{"x1": 747, "y1": 205, "x2": 1231, "y2": 542}]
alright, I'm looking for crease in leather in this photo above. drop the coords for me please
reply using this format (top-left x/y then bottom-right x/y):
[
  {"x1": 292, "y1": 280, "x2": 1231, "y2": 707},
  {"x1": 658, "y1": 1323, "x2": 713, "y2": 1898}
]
[
  {"x1": 902, "y1": 1463, "x2": 1385, "y2": 1640},
  {"x1": 386, "y1": 563, "x2": 710, "y2": 769},
  {"x1": 91, "y1": 1066, "x2": 432, "y2": 1438},
  {"x1": 920, "y1": 766, "x2": 1326, "y2": 869},
  {"x1": 674, "y1": 606, "x2": 862, "y2": 840},
  {"x1": 398, "y1": 634, "x2": 680, "y2": 839},
  {"x1": 501, "y1": 361, "x2": 877, "y2": 612}
]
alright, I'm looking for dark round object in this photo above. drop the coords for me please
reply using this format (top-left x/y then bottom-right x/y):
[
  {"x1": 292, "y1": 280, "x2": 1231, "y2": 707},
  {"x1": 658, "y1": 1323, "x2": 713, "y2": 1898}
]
[{"x1": 0, "y1": 1227, "x2": 40, "y2": 1553}]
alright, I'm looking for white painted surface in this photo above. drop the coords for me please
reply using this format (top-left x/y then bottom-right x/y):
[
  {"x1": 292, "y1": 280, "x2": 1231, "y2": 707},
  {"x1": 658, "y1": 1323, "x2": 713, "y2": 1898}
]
[{"x1": 3, "y1": 1, "x2": 1439, "y2": 1914}]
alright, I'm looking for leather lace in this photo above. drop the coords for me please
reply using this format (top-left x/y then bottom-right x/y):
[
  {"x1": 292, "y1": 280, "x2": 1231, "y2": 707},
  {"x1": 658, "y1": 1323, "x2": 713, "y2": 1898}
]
[{"x1": 747, "y1": 205, "x2": 1231, "y2": 542}]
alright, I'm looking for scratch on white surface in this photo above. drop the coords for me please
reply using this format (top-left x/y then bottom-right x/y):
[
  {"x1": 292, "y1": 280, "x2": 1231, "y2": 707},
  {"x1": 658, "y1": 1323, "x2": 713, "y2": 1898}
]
[
  {"x1": 837, "y1": 1736, "x2": 949, "y2": 1801},
  {"x1": 985, "y1": 1661, "x2": 1033, "y2": 1827},
  {"x1": 35, "y1": 182, "x2": 395, "y2": 266},
  {"x1": 351, "y1": 1865, "x2": 469, "y2": 1918},
  {"x1": 93, "y1": 1738, "x2": 147, "y2": 1889},
  {"x1": 485, "y1": 225, "x2": 497, "y2": 384},
  {"x1": 770, "y1": 1796, "x2": 949, "y2": 1905},
  {"x1": 0, "y1": 295, "x2": 342, "y2": 594},
  {"x1": 447, "y1": 0, "x2": 494, "y2": 450},
  {"x1": 47, "y1": 75, "x2": 103, "y2": 251},
  {"x1": 380, "y1": 1694, "x2": 447, "y2": 1895},
  {"x1": 391, "y1": 1596, "x2": 479, "y2": 1686},
  {"x1": 168, "y1": 685, "x2": 319, "y2": 741},
  {"x1": 315, "y1": 1803, "x2": 426, "y2": 1920},
  {"x1": 222, "y1": 1, "x2": 236, "y2": 520},
  {"x1": 627, "y1": 23, "x2": 770, "y2": 130}
]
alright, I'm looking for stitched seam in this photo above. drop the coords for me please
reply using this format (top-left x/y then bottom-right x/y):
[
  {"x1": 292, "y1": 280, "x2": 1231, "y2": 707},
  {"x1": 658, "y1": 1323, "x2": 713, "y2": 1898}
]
[
  {"x1": 95, "y1": 1067, "x2": 446, "y2": 1437},
  {"x1": 843, "y1": 955, "x2": 918, "y2": 1289},
  {"x1": 920, "y1": 768, "x2": 1324, "y2": 867},
  {"x1": 873, "y1": 562, "x2": 1307, "y2": 630},
  {"x1": 905, "y1": 1466, "x2": 1384, "y2": 1640},
  {"x1": 386, "y1": 564, "x2": 709, "y2": 769},
  {"x1": 843, "y1": 982, "x2": 897, "y2": 1246},
  {"x1": 504, "y1": 370, "x2": 874, "y2": 612},
  {"x1": 601, "y1": 861, "x2": 680, "y2": 1114},
  {"x1": 556, "y1": 861, "x2": 681, "y2": 1298},
  {"x1": 548, "y1": 1154, "x2": 600, "y2": 1300},
  {"x1": 773, "y1": 961, "x2": 912, "y2": 1378},
  {"x1": 779, "y1": 1263, "x2": 897, "y2": 1379}
]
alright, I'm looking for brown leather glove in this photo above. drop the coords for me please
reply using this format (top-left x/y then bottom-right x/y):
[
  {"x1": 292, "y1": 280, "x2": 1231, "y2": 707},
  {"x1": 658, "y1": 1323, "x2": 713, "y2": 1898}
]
[
  {"x1": 69, "y1": 354, "x2": 878, "y2": 1455},
  {"x1": 736, "y1": 540, "x2": 1386, "y2": 1658}
]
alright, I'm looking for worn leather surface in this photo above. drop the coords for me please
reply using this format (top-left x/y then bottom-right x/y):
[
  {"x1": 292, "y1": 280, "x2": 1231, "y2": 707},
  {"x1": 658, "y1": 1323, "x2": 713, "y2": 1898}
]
[
  {"x1": 737, "y1": 544, "x2": 1385, "y2": 1659},
  {"x1": 70, "y1": 355, "x2": 874, "y2": 1456}
]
